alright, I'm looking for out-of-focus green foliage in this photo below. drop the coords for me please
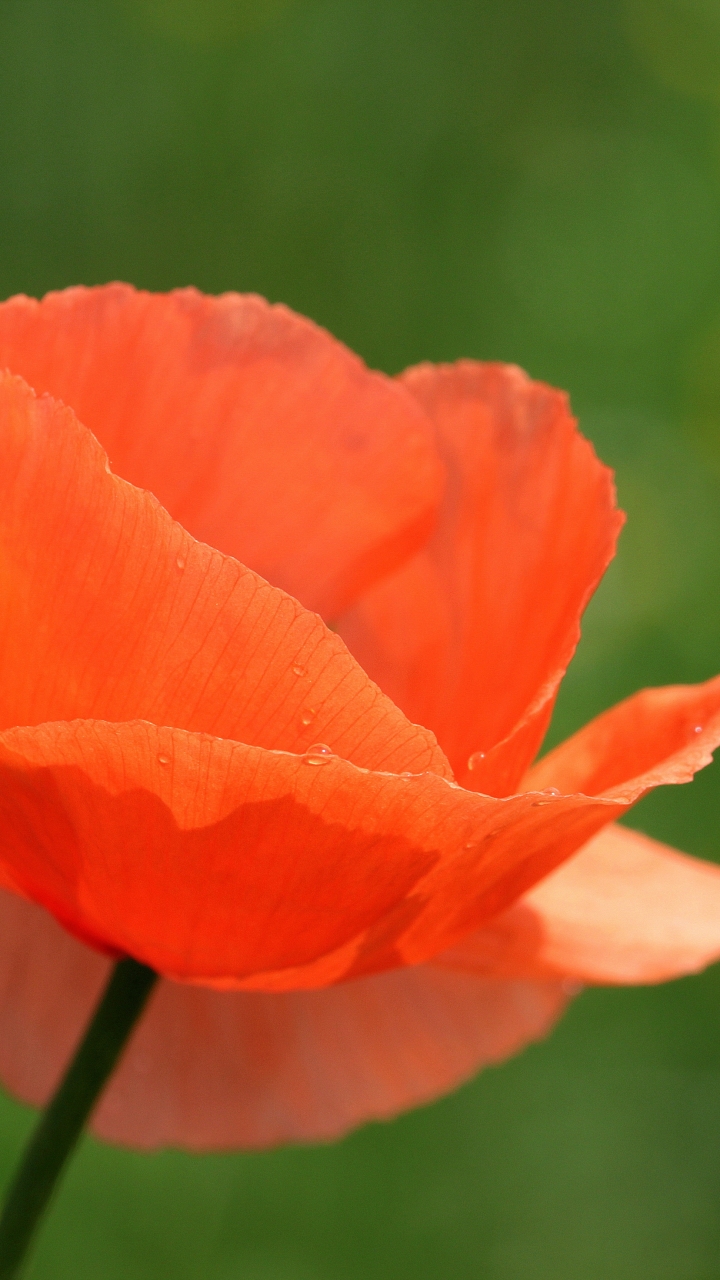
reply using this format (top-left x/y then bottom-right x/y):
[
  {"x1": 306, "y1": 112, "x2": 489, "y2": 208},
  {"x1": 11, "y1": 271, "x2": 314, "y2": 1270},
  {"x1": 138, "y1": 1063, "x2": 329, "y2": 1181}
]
[{"x1": 1, "y1": 0, "x2": 720, "y2": 1275}]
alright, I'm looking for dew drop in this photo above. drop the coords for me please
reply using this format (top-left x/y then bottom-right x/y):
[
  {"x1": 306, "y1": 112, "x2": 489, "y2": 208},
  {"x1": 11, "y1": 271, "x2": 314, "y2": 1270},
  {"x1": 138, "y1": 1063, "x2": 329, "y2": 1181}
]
[
  {"x1": 463, "y1": 841, "x2": 478, "y2": 850},
  {"x1": 694, "y1": 725, "x2": 703, "y2": 734},
  {"x1": 467, "y1": 751, "x2": 486, "y2": 772},
  {"x1": 399, "y1": 771, "x2": 415, "y2": 780},
  {"x1": 532, "y1": 787, "x2": 561, "y2": 806},
  {"x1": 176, "y1": 556, "x2": 185, "y2": 571},
  {"x1": 302, "y1": 743, "x2": 335, "y2": 765},
  {"x1": 292, "y1": 664, "x2": 305, "y2": 677},
  {"x1": 157, "y1": 753, "x2": 171, "y2": 768},
  {"x1": 300, "y1": 707, "x2": 317, "y2": 726}
]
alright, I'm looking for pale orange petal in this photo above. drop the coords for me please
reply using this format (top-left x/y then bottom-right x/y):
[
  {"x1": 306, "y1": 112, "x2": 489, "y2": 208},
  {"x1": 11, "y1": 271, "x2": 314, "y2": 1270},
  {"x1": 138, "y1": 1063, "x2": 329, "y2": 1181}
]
[
  {"x1": 0, "y1": 891, "x2": 567, "y2": 1150},
  {"x1": 436, "y1": 824, "x2": 720, "y2": 985},
  {"x1": 0, "y1": 286, "x2": 443, "y2": 617},
  {"x1": 338, "y1": 362, "x2": 622, "y2": 795}
]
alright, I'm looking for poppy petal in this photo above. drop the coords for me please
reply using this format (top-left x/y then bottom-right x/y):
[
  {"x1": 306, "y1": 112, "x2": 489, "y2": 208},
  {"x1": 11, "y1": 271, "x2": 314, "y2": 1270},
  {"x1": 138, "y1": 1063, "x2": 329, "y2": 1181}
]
[
  {"x1": 337, "y1": 362, "x2": 623, "y2": 795},
  {"x1": 391, "y1": 675, "x2": 720, "y2": 968},
  {"x1": 436, "y1": 824, "x2": 720, "y2": 984},
  {"x1": 0, "y1": 890, "x2": 568, "y2": 1150},
  {"x1": 523, "y1": 678, "x2": 720, "y2": 797},
  {"x1": 0, "y1": 719, "x2": 448, "y2": 982},
  {"x1": 0, "y1": 371, "x2": 449, "y2": 778},
  {"x1": 2, "y1": 685, "x2": 719, "y2": 984},
  {"x1": 0, "y1": 286, "x2": 443, "y2": 618}
]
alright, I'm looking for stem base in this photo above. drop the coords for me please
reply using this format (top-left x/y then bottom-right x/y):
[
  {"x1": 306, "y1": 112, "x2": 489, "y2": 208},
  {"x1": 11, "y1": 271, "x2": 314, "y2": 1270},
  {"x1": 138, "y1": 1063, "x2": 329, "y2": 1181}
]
[{"x1": 0, "y1": 957, "x2": 157, "y2": 1279}]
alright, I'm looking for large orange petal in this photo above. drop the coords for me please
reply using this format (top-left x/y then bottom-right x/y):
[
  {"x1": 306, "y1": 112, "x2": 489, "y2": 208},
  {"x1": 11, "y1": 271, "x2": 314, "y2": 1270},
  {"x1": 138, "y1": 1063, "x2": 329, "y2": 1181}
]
[
  {"x1": 2, "y1": 682, "x2": 719, "y2": 984},
  {"x1": 0, "y1": 717, "x2": 599, "y2": 983},
  {"x1": 436, "y1": 824, "x2": 720, "y2": 985},
  {"x1": 0, "y1": 286, "x2": 443, "y2": 618},
  {"x1": 338, "y1": 362, "x2": 623, "y2": 795},
  {"x1": 0, "y1": 719, "x2": 451, "y2": 982},
  {"x1": 0, "y1": 890, "x2": 568, "y2": 1151},
  {"x1": 0, "y1": 372, "x2": 448, "y2": 778}
]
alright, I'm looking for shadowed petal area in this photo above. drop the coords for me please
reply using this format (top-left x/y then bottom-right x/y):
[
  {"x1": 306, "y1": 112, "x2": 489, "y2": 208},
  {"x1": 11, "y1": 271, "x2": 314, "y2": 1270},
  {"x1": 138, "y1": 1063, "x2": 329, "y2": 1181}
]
[
  {"x1": 0, "y1": 720, "x2": 447, "y2": 983},
  {"x1": 2, "y1": 690, "x2": 720, "y2": 984},
  {"x1": 0, "y1": 285, "x2": 444, "y2": 618},
  {"x1": 337, "y1": 362, "x2": 623, "y2": 796},
  {"x1": 0, "y1": 891, "x2": 567, "y2": 1151},
  {"x1": 436, "y1": 824, "x2": 720, "y2": 984},
  {"x1": 0, "y1": 372, "x2": 449, "y2": 778}
]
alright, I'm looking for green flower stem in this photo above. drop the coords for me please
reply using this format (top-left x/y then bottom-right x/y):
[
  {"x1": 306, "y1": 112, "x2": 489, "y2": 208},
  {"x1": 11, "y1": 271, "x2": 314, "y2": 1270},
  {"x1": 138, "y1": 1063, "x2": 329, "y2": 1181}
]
[{"x1": 0, "y1": 956, "x2": 158, "y2": 1279}]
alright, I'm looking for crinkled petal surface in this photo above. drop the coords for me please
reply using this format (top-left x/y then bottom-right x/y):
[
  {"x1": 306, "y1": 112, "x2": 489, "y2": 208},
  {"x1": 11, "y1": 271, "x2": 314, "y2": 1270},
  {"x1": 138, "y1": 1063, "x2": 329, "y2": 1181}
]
[
  {"x1": 0, "y1": 889, "x2": 568, "y2": 1150},
  {"x1": 0, "y1": 717, "x2": 616, "y2": 983},
  {"x1": 0, "y1": 371, "x2": 449, "y2": 778},
  {"x1": 0, "y1": 717, "x2": 464, "y2": 984},
  {"x1": 0, "y1": 286, "x2": 444, "y2": 617},
  {"x1": 2, "y1": 673, "x2": 720, "y2": 984},
  {"x1": 437, "y1": 823, "x2": 720, "y2": 984},
  {"x1": 338, "y1": 362, "x2": 623, "y2": 795}
]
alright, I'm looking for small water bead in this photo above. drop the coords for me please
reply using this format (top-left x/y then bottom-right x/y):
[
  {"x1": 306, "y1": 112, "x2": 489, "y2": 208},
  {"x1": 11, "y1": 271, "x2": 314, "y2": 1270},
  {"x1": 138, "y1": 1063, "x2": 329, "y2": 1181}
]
[
  {"x1": 300, "y1": 707, "x2": 317, "y2": 726},
  {"x1": 292, "y1": 665, "x2": 305, "y2": 677},
  {"x1": 694, "y1": 725, "x2": 703, "y2": 734},
  {"x1": 467, "y1": 751, "x2": 486, "y2": 772},
  {"x1": 463, "y1": 841, "x2": 478, "y2": 850},
  {"x1": 176, "y1": 556, "x2": 185, "y2": 571},
  {"x1": 531, "y1": 786, "x2": 561, "y2": 806},
  {"x1": 302, "y1": 743, "x2": 335, "y2": 765},
  {"x1": 157, "y1": 754, "x2": 171, "y2": 768}
]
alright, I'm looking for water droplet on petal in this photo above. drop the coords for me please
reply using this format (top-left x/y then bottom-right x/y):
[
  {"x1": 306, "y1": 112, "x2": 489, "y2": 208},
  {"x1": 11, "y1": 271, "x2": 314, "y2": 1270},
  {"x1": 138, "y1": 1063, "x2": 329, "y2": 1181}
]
[
  {"x1": 157, "y1": 753, "x2": 171, "y2": 767},
  {"x1": 399, "y1": 771, "x2": 414, "y2": 779},
  {"x1": 532, "y1": 787, "x2": 561, "y2": 806},
  {"x1": 467, "y1": 751, "x2": 486, "y2": 772},
  {"x1": 463, "y1": 841, "x2": 477, "y2": 850},
  {"x1": 694, "y1": 725, "x2": 703, "y2": 734},
  {"x1": 302, "y1": 743, "x2": 335, "y2": 765},
  {"x1": 292, "y1": 665, "x2": 305, "y2": 677},
  {"x1": 176, "y1": 556, "x2": 185, "y2": 571},
  {"x1": 300, "y1": 707, "x2": 317, "y2": 726}
]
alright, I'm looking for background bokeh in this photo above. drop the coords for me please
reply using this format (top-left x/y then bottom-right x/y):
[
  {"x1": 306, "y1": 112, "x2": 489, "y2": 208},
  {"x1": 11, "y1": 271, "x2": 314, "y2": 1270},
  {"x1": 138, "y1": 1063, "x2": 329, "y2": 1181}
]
[{"x1": 2, "y1": 0, "x2": 720, "y2": 1275}]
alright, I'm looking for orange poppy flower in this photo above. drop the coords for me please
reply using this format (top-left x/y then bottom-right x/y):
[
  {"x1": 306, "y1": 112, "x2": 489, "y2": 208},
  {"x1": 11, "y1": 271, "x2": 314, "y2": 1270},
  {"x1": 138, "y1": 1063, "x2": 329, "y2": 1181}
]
[{"x1": 1, "y1": 284, "x2": 719, "y2": 1151}]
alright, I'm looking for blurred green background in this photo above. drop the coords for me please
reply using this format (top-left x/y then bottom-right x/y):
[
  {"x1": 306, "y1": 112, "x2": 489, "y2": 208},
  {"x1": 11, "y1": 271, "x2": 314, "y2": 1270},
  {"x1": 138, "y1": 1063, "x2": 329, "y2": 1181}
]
[{"x1": 2, "y1": 0, "x2": 720, "y2": 1275}]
